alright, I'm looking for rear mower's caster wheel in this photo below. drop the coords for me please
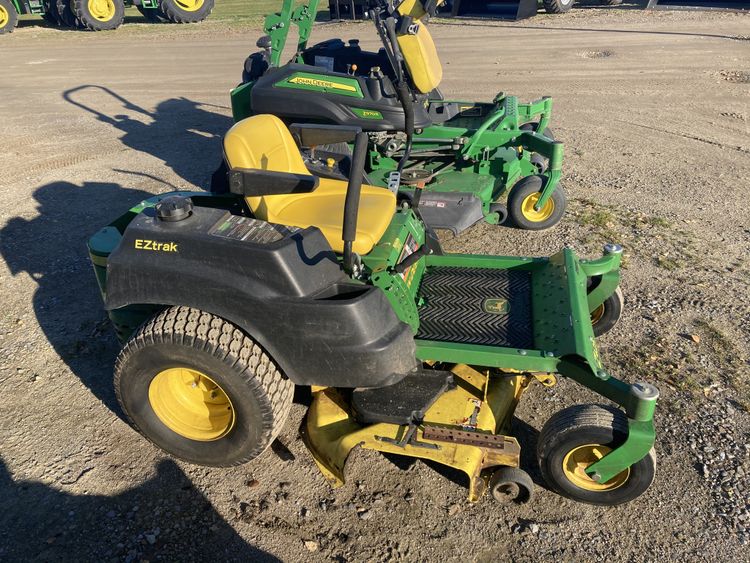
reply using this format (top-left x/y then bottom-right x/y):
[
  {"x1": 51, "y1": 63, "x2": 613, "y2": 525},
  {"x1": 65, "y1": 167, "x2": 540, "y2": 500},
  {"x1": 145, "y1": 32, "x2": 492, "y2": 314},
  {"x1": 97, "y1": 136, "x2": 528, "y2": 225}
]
[
  {"x1": 543, "y1": 0, "x2": 574, "y2": 14},
  {"x1": 530, "y1": 154, "x2": 548, "y2": 174},
  {"x1": 114, "y1": 306, "x2": 294, "y2": 466},
  {"x1": 158, "y1": 0, "x2": 215, "y2": 24},
  {"x1": 537, "y1": 405, "x2": 656, "y2": 505},
  {"x1": 590, "y1": 286, "x2": 624, "y2": 337},
  {"x1": 507, "y1": 175, "x2": 566, "y2": 231},
  {"x1": 520, "y1": 122, "x2": 555, "y2": 141},
  {"x1": 520, "y1": 124, "x2": 552, "y2": 173},
  {"x1": 489, "y1": 466, "x2": 534, "y2": 504},
  {"x1": 0, "y1": 0, "x2": 18, "y2": 34},
  {"x1": 137, "y1": 4, "x2": 166, "y2": 22},
  {"x1": 489, "y1": 202, "x2": 508, "y2": 225},
  {"x1": 73, "y1": 0, "x2": 124, "y2": 30}
]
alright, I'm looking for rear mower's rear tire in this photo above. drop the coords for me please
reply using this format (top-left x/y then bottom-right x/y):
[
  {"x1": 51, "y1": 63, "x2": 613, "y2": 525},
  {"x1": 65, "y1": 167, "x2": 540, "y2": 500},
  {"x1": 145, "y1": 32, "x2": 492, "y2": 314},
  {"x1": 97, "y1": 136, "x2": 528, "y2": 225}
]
[
  {"x1": 543, "y1": 0, "x2": 575, "y2": 14},
  {"x1": 158, "y1": 0, "x2": 214, "y2": 23},
  {"x1": 507, "y1": 175, "x2": 566, "y2": 231},
  {"x1": 73, "y1": 0, "x2": 124, "y2": 30},
  {"x1": 0, "y1": 0, "x2": 18, "y2": 34},
  {"x1": 114, "y1": 306, "x2": 294, "y2": 466},
  {"x1": 537, "y1": 405, "x2": 656, "y2": 505}
]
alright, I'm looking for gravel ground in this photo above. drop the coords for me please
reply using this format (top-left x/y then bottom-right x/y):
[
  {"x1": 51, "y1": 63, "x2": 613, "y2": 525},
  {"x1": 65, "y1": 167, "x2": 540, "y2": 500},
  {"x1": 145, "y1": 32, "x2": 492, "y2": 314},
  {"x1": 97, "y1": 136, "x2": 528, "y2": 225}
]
[{"x1": 1, "y1": 6, "x2": 749, "y2": 562}]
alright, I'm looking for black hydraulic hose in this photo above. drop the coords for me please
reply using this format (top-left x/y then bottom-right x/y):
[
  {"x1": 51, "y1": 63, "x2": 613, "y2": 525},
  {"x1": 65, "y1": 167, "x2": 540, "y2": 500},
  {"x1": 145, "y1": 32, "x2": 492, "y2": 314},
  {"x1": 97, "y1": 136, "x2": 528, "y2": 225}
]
[
  {"x1": 383, "y1": 16, "x2": 414, "y2": 176},
  {"x1": 343, "y1": 132, "x2": 369, "y2": 273},
  {"x1": 395, "y1": 82, "x2": 414, "y2": 176},
  {"x1": 384, "y1": 16, "x2": 404, "y2": 82}
]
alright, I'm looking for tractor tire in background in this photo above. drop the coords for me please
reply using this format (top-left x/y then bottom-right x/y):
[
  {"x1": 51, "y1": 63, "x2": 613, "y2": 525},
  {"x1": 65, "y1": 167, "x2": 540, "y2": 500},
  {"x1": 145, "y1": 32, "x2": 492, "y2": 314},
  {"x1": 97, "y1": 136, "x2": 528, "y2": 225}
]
[
  {"x1": 73, "y1": 0, "x2": 124, "y2": 30},
  {"x1": 42, "y1": 0, "x2": 63, "y2": 25},
  {"x1": 56, "y1": 0, "x2": 80, "y2": 27},
  {"x1": 137, "y1": 4, "x2": 166, "y2": 22},
  {"x1": 0, "y1": 0, "x2": 18, "y2": 34},
  {"x1": 543, "y1": 0, "x2": 574, "y2": 13},
  {"x1": 158, "y1": 0, "x2": 214, "y2": 23}
]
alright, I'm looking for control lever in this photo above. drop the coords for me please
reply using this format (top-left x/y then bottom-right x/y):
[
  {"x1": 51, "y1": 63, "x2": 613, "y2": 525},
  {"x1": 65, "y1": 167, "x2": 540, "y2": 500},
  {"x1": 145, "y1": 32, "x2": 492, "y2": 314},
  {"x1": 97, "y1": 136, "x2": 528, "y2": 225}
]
[
  {"x1": 393, "y1": 244, "x2": 432, "y2": 274},
  {"x1": 342, "y1": 132, "x2": 369, "y2": 276}
]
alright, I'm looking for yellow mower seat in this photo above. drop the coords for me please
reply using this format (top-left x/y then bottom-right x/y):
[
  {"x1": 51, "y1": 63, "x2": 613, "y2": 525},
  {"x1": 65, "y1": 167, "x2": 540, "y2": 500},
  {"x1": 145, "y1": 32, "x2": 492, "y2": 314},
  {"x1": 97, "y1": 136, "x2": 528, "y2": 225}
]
[{"x1": 223, "y1": 115, "x2": 396, "y2": 255}]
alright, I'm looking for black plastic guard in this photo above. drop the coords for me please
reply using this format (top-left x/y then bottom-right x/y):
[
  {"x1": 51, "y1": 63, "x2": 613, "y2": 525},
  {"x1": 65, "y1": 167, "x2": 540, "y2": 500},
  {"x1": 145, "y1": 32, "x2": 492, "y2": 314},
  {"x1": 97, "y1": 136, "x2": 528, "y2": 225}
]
[
  {"x1": 410, "y1": 191, "x2": 486, "y2": 235},
  {"x1": 105, "y1": 203, "x2": 417, "y2": 388},
  {"x1": 351, "y1": 369, "x2": 455, "y2": 425}
]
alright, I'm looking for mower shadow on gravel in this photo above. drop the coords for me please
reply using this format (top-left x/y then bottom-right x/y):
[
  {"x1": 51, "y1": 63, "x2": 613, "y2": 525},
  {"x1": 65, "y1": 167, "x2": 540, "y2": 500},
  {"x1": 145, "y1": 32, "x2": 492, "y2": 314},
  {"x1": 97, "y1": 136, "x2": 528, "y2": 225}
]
[
  {"x1": 63, "y1": 86, "x2": 233, "y2": 189},
  {"x1": 0, "y1": 180, "x2": 153, "y2": 416},
  {"x1": 0, "y1": 457, "x2": 278, "y2": 561}
]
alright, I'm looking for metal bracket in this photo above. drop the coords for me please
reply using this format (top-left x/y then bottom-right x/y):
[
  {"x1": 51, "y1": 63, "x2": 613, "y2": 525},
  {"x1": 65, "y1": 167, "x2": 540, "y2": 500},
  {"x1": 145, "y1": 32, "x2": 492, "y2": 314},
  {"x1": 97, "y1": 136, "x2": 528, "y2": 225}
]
[
  {"x1": 422, "y1": 426, "x2": 520, "y2": 455},
  {"x1": 375, "y1": 423, "x2": 440, "y2": 450}
]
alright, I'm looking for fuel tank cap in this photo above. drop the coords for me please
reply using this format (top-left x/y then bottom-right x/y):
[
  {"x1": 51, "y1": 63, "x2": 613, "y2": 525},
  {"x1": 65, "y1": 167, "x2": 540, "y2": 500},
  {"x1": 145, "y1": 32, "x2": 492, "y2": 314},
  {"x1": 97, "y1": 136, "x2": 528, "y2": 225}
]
[{"x1": 155, "y1": 196, "x2": 193, "y2": 222}]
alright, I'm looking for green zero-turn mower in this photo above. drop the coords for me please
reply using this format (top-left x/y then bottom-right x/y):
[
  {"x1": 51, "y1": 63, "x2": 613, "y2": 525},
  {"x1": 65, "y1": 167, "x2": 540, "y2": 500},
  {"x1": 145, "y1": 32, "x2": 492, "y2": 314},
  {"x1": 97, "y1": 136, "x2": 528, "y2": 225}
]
[
  {"x1": 89, "y1": 113, "x2": 658, "y2": 506},
  {"x1": 230, "y1": 0, "x2": 568, "y2": 234}
]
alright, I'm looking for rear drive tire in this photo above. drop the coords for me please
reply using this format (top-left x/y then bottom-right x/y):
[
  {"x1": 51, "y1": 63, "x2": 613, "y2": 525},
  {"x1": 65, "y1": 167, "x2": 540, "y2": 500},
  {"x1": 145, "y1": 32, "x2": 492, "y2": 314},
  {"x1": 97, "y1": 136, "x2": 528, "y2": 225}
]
[
  {"x1": 73, "y1": 0, "x2": 124, "y2": 30},
  {"x1": 158, "y1": 0, "x2": 214, "y2": 23},
  {"x1": 507, "y1": 175, "x2": 566, "y2": 231},
  {"x1": 537, "y1": 404, "x2": 656, "y2": 505},
  {"x1": 0, "y1": 0, "x2": 18, "y2": 34},
  {"x1": 114, "y1": 306, "x2": 294, "y2": 466},
  {"x1": 543, "y1": 0, "x2": 575, "y2": 14}
]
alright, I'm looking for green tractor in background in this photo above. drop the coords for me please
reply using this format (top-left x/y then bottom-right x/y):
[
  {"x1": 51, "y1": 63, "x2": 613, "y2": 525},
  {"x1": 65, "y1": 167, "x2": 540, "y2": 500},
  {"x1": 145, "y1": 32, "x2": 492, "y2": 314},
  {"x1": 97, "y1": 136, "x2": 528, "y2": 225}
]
[
  {"x1": 0, "y1": 0, "x2": 214, "y2": 34},
  {"x1": 232, "y1": 0, "x2": 567, "y2": 233}
]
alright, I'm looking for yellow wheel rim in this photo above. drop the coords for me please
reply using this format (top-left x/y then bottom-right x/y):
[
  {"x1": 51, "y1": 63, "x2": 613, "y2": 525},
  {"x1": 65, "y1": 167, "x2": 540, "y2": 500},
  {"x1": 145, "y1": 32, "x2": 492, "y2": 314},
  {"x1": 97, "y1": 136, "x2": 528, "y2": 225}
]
[
  {"x1": 149, "y1": 368, "x2": 235, "y2": 441},
  {"x1": 590, "y1": 304, "x2": 605, "y2": 325},
  {"x1": 520, "y1": 192, "x2": 555, "y2": 223},
  {"x1": 0, "y1": 5, "x2": 9, "y2": 28},
  {"x1": 88, "y1": 0, "x2": 116, "y2": 21},
  {"x1": 562, "y1": 444, "x2": 630, "y2": 492},
  {"x1": 174, "y1": 0, "x2": 205, "y2": 12}
]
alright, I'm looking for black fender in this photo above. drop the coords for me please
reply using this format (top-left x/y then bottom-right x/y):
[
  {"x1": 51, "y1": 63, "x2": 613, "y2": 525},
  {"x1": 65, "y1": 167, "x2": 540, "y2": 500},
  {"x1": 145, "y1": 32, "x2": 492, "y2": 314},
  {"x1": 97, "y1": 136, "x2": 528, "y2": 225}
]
[{"x1": 105, "y1": 205, "x2": 416, "y2": 388}]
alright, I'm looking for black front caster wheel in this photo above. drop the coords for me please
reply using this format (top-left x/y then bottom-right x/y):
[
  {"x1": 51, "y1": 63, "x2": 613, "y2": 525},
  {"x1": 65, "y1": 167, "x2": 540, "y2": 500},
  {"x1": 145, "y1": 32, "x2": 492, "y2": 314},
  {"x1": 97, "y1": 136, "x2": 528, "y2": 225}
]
[
  {"x1": 489, "y1": 466, "x2": 534, "y2": 504},
  {"x1": 537, "y1": 405, "x2": 656, "y2": 505},
  {"x1": 590, "y1": 286, "x2": 624, "y2": 337}
]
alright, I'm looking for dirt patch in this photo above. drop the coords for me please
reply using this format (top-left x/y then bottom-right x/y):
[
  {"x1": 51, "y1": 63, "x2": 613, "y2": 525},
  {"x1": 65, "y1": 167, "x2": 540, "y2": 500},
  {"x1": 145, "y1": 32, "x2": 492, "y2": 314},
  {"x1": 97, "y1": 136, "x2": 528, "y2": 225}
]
[
  {"x1": 718, "y1": 70, "x2": 750, "y2": 83},
  {"x1": 578, "y1": 49, "x2": 615, "y2": 58}
]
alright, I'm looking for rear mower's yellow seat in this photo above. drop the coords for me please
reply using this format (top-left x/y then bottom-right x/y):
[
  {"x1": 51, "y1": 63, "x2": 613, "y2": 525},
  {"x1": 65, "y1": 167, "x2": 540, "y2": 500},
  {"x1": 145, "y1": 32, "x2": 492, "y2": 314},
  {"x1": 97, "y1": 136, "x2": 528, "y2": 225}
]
[
  {"x1": 396, "y1": 0, "x2": 443, "y2": 94},
  {"x1": 223, "y1": 115, "x2": 395, "y2": 255}
]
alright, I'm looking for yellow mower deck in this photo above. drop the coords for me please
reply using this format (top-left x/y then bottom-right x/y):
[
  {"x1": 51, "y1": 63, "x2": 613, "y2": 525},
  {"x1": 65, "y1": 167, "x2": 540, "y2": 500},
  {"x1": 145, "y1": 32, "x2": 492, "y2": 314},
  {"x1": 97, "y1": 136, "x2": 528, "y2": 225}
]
[{"x1": 303, "y1": 364, "x2": 553, "y2": 501}]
